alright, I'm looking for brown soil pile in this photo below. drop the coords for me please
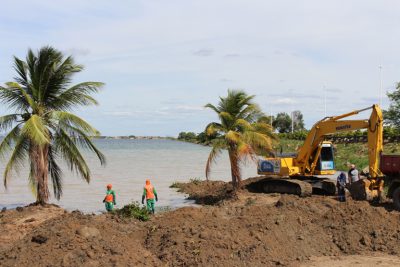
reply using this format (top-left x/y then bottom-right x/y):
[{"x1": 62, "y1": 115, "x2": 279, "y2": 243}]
[
  {"x1": 0, "y1": 208, "x2": 161, "y2": 266},
  {"x1": 1, "y1": 179, "x2": 400, "y2": 266}
]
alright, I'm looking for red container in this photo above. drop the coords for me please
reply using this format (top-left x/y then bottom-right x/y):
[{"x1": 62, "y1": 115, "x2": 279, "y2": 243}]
[{"x1": 380, "y1": 155, "x2": 400, "y2": 176}]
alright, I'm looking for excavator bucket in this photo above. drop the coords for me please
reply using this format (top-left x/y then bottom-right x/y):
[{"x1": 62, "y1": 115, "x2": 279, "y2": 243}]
[{"x1": 348, "y1": 179, "x2": 380, "y2": 201}]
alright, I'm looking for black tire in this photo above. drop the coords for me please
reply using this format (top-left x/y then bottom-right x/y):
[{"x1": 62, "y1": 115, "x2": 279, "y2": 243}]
[{"x1": 393, "y1": 187, "x2": 400, "y2": 211}]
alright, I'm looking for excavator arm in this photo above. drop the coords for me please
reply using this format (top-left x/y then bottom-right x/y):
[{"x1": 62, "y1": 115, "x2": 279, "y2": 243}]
[
  {"x1": 294, "y1": 105, "x2": 383, "y2": 177},
  {"x1": 257, "y1": 104, "x2": 384, "y2": 199}
]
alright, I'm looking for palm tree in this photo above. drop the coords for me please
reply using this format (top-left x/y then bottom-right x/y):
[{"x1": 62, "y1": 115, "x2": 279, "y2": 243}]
[
  {"x1": 0, "y1": 46, "x2": 105, "y2": 205},
  {"x1": 205, "y1": 90, "x2": 275, "y2": 189}
]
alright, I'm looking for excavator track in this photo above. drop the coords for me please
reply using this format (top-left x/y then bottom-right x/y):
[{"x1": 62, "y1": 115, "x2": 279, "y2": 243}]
[{"x1": 247, "y1": 176, "x2": 337, "y2": 197}]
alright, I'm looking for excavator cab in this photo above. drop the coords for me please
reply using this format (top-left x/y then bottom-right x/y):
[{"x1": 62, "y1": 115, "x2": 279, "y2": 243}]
[{"x1": 313, "y1": 142, "x2": 335, "y2": 175}]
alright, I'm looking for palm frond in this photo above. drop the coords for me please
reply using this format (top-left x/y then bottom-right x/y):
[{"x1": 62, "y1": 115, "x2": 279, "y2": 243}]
[
  {"x1": 205, "y1": 139, "x2": 226, "y2": 179},
  {"x1": 53, "y1": 82, "x2": 103, "y2": 109},
  {"x1": 236, "y1": 141, "x2": 257, "y2": 163},
  {"x1": 233, "y1": 118, "x2": 253, "y2": 131},
  {"x1": 5, "y1": 82, "x2": 36, "y2": 110},
  {"x1": 0, "y1": 114, "x2": 20, "y2": 132},
  {"x1": 48, "y1": 145, "x2": 63, "y2": 200},
  {"x1": 238, "y1": 104, "x2": 263, "y2": 122},
  {"x1": 13, "y1": 56, "x2": 29, "y2": 88},
  {"x1": 242, "y1": 131, "x2": 274, "y2": 156},
  {"x1": 225, "y1": 130, "x2": 241, "y2": 144},
  {"x1": 204, "y1": 103, "x2": 220, "y2": 114},
  {"x1": 52, "y1": 111, "x2": 100, "y2": 136},
  {"x1": 219, "y1": 111, "x2": 234, "y2": 124},
  {"x1": 28, "y1": 160, "x2": 38, "y2": 197},
  {"x1": 62, "y1": 124, "x2": 106, "y2": 165},
  {"x1": 54, "y1": 129, "x2": 91, "y2": 183},
  {"x1": 21, "y1": 115, "x2": 50, "y2": 145},
  {"x1": 0, "y1": 124, "x2": 21, "y2": 159},
  {"x1": 0, "y1": 85, "x2": 30, "y2": 111},
  {"x1": 205, "y1": 122, "x2": 223, "y2": 136},
  {"x1": 3, "y1": 136, "x2": 29, "y2": 187}
]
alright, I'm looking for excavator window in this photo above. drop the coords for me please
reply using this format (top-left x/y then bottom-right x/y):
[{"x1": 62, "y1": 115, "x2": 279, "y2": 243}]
[{"x1": 316, "y1": 145, "x2": 335, "y2": 171}]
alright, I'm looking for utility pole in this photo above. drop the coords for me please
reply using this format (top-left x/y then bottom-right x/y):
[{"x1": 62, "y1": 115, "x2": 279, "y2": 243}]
[
  {"x1": 270, "y1": 107, "x2": 273, "y2": 126},
  {"x1": 379, "y1": 65, "x2": 383, "y2": 106},
  {"x1": 324, "y1": 84, "x2": 327, "y2": 117},
  {"x1": 291, "y1": 111, "x2": 294, "y2": 133}
]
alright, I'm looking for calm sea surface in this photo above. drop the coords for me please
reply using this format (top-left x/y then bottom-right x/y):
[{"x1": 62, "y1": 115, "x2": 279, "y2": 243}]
[{"x1": 0, "y1": 139, "x2": 257, "y2": 213}]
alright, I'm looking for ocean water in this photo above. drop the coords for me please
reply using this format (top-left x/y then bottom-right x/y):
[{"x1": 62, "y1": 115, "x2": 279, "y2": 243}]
[{"x1": 0, "y1": 139, "x2": 257, "y2": 213}]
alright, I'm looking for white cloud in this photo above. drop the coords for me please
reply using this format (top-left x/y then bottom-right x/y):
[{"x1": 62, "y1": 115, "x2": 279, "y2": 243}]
[
  {"x1": 193, "y1": 49, "x2": 214, "y2": 57},
  {"x1": 272, "y1": 98, "x2": 297, "y2": 105},
  {"x1": 1, "y1": 0, "x2": 400, "y2": 135}
]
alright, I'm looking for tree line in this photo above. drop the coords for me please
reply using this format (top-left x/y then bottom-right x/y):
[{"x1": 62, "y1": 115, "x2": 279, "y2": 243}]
[{"x1": 178, "y1": 110, "x2": 306, "y2": 143}]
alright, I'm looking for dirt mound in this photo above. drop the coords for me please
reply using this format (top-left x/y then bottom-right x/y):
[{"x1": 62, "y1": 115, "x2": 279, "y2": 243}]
[
  {"x1": 144, "y1": 194, "x2": 400, "y2": 266},
  {"x1": 0, "y1": 211, "x2": 161, "y2": 266},
  {"x1": 0, "y1": 205, "x2": 64, "y2": 250},
  {"x1": 174, "y1": 180, "x2": 236, "y2": 205},
  {"x1": 1, "y1": 178, "x2": 400, "y2": 266}
]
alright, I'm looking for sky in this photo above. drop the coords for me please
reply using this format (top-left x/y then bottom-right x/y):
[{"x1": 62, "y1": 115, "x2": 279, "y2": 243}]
[{"x1": 1, "y1": 0, "x2": 399, "y2": 136}]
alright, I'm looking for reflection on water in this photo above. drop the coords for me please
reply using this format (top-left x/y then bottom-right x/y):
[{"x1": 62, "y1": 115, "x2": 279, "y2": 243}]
[{"x1": 0, "y1": 139, "x2": 257, "y2": 212}]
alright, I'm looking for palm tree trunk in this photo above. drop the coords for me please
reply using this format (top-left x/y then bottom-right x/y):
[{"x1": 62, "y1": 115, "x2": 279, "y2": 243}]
[
  {"x1": 31, "y1": 144, "x2": 50, "y2": 205},
  {"x1": 228, "y1": 147, "x2": 241, "y2": 189}
]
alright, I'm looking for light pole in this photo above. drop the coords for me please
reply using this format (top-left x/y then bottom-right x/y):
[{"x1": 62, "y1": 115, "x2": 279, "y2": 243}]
[
  {"x1": 323, "y1": 84, "x2": 327, "y2": 117},
  {"x1": 270, "y1": 107, "x2": 273, "y2": 126},
  {"x1": 379, "y1": 65, "x2": 383, "y2": 106},
  {"x1": 291, "y1": 111, "x2": 294, "y2": 133}
]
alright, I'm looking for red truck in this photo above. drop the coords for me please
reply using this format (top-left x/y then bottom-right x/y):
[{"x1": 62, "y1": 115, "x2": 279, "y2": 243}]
[{"x1": 380, "y1": 154, "x2": 400, "y2": 210}]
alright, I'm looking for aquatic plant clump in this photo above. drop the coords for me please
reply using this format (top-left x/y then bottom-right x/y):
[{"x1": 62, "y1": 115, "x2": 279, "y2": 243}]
[{"x1": 113, "y1": 202, "x2": 150, "y2": 221}]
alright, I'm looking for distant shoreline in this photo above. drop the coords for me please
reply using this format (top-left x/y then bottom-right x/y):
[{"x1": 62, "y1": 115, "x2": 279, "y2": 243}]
[{"x1": 92, "y1": 136, "x2": 176, "y2": 140}]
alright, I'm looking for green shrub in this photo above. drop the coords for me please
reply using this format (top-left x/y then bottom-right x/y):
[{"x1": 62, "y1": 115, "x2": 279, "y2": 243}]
[
  {"x1": 189, "y1": 177, "x2": 202, "y2": 185},
  {"x1": 170, "y1": 181, "x2": 180, "y2": 188},
  {"x1": 113, "y1": 202, "x2": 150, "y2": 221}
]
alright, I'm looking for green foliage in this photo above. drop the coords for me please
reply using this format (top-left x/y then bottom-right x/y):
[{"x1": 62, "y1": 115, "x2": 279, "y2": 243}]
[
  {"x1": 177, "y1": 131, "x2": 217, "y2": 145},
  {"x1": 272, "y1": 112, "x2": 292, "y2": 133},
  {"x1": 204, "y1": 89, "x2": 276, "y2": 187},
  {"x1": 169, "y1": 181, "x2": 181, "y2": 188},
  {"x1": 278, "y1": 130, "x2": 309, "y2": 140},
  {"x1": 0, "y1": 46, "x2": 104, "y2": 204},
  {"x1": 277, "y1": 127, "x2": 400, "y2": 141},
  {"x1": 275, "y1": 139, "x2": 400, "y2": 172},
  {"x1": 385, "y1": 82, "x2": 400, "y2": 128},
  {"x1": 189, "y1": 177, "x2": 202, "y2": 185},
  {"x1": 178, "y1": 131, "x2": 197, "y2": 141},
  {"x1": 113, "y1": 202, "x2": 150, "y2": 221}
]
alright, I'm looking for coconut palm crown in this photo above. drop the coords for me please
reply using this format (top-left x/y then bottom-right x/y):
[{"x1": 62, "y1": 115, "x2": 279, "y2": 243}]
[
  {"x1": 205, "y1": 90, "x2": 275, "y2": 188},
  {"x1": 0, "y1": 46, "x2": 105, "y2": 204}
]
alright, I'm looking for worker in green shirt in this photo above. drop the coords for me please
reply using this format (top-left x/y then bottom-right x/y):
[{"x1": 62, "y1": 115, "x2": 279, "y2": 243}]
[
  {"x1": 103, "y1": 184, "x2": 116, "y2": 212},
  {"x1": 142, "y1": 179, "x2": 158, "y2": 214}
]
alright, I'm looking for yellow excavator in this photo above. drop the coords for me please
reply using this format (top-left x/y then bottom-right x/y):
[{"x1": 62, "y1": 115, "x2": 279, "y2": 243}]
[{"x1": 256, "y1": 104, "x2": 384, "y2": 199}]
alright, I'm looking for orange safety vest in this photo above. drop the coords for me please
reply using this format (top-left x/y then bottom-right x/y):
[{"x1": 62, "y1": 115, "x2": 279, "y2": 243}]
[
  {"x1": 144, "y1": 184, "x2": 155, "y2": 199},
  {"x1": 105, "y1": 193, "x2": 114, "y2": 202}
]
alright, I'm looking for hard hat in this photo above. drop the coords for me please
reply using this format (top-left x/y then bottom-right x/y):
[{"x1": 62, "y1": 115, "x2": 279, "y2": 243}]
[{"x1": 107, "y1": 184, "x2": 112, "y2": 189}]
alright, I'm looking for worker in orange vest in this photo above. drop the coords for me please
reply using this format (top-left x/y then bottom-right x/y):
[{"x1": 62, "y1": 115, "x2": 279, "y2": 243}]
[
  {"x1": 103, "y1": 184, "x2": 116, "y2": 212},
  {"x1": 142, "y1": 179, "x2": 158, "y2": 214}
]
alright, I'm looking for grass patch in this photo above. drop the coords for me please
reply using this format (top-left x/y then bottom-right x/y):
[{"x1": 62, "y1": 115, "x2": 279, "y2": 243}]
[
  {"x1": 189, "y1": 178, "x2": 202, "y2": 185},
  {"x1": 170, "y1": 181, "x2": 181, "y2": 188},
  {"x1": 112, "y1": 202, "x2": 150, "y2": 221}
]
